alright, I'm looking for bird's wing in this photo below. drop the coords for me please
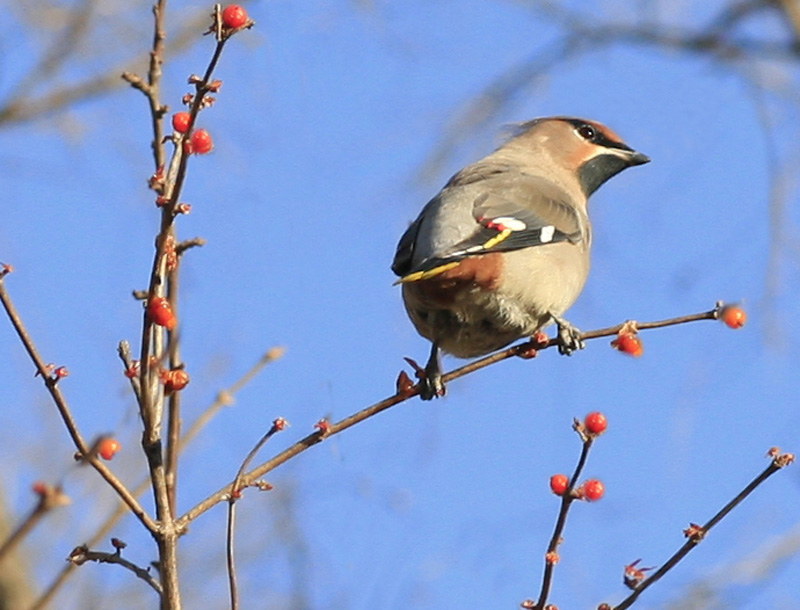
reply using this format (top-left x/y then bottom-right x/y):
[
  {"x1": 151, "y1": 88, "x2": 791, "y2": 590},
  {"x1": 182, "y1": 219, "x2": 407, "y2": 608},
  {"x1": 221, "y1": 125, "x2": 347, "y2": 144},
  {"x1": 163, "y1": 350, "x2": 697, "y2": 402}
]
[
  {"x1": 391, "y1": 211, "x2": 426, "y2": 278},
  {"x1": 395, "y1": 172, "x2": 587, "y2": 283}
]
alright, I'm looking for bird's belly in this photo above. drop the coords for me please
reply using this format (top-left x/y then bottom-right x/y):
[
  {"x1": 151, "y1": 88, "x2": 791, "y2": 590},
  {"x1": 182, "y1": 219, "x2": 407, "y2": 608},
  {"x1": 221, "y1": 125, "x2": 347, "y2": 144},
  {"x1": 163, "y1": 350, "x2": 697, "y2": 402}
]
[
  {"x1": 403, "y1": 283, "x2": 549, "y2": 358},
  {"x1": 402, "y1": 246, "x2": 589, "y2": 358}
]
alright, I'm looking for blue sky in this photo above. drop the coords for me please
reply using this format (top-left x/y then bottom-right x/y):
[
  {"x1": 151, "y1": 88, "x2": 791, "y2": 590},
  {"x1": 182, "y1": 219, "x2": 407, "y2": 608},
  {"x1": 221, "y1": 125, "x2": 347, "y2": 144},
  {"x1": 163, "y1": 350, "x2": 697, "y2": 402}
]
[{"x1": 1, "y1": 1, "x2": 798, "y2": 608}]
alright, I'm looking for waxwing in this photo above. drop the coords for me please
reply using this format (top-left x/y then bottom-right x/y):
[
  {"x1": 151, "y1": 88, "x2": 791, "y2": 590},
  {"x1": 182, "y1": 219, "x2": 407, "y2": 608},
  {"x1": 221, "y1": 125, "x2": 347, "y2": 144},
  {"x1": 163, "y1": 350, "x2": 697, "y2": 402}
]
[{"x1": 392, "y1": 116, "x2": 649, "y2": 399}]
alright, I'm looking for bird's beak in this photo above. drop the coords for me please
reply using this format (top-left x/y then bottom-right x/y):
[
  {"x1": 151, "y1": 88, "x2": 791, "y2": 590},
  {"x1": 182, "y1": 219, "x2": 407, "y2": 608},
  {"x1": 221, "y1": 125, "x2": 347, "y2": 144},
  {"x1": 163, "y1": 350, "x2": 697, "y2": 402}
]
[{"x1": 624, "y1": 150, "x2": 651, "y2": 166}]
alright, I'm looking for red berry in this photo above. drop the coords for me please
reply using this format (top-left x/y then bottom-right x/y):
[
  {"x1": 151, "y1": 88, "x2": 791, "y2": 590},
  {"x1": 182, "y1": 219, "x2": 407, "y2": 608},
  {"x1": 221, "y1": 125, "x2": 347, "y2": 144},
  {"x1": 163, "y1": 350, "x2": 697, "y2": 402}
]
[
  {"x1": 222, "y1": 4, "x2": 249, "y2": 29},
  {"x1": 189, "y1": 128, "x2": 213, "y2": 154},
  {"x1": 611, "y1": 332, "x2": 643, "y2": 357},
  {"x1": 720, "y1": 305, "x2": 746, "y2": 329},
  {"x1": 98, "y1": 438, "x2": 121, "y2": 460},
  {"x1": 172, "y1": 112, "x2": 191, "y2": 134},
  {"x1": 549, "y1": 473, "x2": 569, "y2": 496},
  {"x1": 582, "y1": 479, "x2": 605, "y2": 501},
  {"x1": 147, "y1": 296, "x2": 177, "y2": 330},
  {"x1": 585, "y1": 411, "x2": 607, "y2": 435}
]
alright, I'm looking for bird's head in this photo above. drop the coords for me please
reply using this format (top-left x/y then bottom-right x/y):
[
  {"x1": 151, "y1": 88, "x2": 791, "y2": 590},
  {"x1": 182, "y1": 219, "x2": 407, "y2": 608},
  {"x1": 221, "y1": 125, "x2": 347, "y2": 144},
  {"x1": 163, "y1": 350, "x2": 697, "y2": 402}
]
[{"x1": 510, "y1": 117, "x2": 650, "y2": 196}]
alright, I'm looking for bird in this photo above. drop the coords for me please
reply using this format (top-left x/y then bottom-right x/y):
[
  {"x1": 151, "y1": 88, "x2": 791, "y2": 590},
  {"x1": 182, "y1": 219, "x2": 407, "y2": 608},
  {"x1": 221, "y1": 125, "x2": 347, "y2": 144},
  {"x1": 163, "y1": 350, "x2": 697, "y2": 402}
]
[{"x1": 392, "y1": 116, "x2": 649, "y2": 399}]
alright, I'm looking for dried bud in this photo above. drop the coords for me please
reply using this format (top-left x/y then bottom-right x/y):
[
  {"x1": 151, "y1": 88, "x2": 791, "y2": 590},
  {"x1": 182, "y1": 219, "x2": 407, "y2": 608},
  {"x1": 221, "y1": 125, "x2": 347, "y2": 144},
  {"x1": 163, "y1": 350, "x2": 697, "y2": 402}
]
[
  {"x1": 683, "y1": 523, "x2": 705, "y2": 541},
  {"x1": 314, "y1": 418, "x2": 331, "y2": 436},
  {"x1": 396, "y1": 370, "x2": 415, "y2": 397},
  {"x1": 623, "y1": 559, "x2": 653, "y2": 590},
  {"x1": 111, "y1": 538, "x2": 127, "y2": 551}
]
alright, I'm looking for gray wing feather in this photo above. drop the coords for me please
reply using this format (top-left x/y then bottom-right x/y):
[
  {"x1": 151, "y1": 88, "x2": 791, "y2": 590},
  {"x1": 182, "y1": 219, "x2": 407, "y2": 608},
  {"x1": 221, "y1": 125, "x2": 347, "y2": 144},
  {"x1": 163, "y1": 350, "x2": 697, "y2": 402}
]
[{"x1": 392, "y1": 164, "x2": 588, "y2": 278}]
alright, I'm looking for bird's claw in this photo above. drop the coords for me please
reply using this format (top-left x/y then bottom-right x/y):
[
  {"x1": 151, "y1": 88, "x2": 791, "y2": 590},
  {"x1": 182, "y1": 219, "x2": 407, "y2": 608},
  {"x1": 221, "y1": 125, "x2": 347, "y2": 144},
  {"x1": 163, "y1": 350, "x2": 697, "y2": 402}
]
[
  {"x1": 405, "y1": 344, "x2": 446, "y2": 400},
  {"x1": 551, "y1": 314, "x2": 585, "y2": 356},
  {"x1": 419, "y1": 371, "x2": 446, "y2": 400}
]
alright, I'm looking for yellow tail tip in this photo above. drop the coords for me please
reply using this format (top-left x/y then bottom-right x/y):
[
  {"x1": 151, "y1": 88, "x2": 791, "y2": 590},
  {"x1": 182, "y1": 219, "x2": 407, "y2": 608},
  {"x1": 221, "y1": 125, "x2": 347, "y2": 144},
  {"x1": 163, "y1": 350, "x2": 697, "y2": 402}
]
[{"x1": 394, "y1": 261, "x2": 460, "y2": 284}]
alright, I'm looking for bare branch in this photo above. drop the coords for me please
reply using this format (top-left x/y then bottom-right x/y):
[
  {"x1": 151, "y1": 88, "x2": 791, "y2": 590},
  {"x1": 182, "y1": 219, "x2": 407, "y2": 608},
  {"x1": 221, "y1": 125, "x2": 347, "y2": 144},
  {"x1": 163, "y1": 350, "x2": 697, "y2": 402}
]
[
  {"x1": 424, "y1": 0, "x2": 800, "y2": 179},
  {"x1": 535, "y1": 431, "x2": 597, "y2": 609},
  {"x1": 31, "y1": 348, "x2": 282, "y2": 610},
  {"x1": 226, "y1": 417, "x2": 289, "y2": 610},
  {"x1": 0, "y1": 11, "x2": 213, "y2": 128},
  {"x1": 0, "y1": 277, "x2": 156, "y2": 534},
  {"x1": 68, "y1": 543, "x2": 162, "y2": 596},
  {"x1": 0, "y1": 483, "x2": 70, "y2": 564},
  {"x1": 178, "y1": 303, "x2": 732, "y2": 528},
  {"x1": 612, "y1": 451, "x2": 794, "y2": 609}
]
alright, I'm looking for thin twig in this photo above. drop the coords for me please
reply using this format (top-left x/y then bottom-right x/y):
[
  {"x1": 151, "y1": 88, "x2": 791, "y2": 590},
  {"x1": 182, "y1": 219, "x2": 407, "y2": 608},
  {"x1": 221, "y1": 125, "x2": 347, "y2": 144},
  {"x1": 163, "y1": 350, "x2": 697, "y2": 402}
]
[
  {"x1": 178, "y1": 303, "x2": 727, "y2": 528},
  {"x1": 146, "y1": 0, "x2": 168, "y2": 170},
  {"x1": 165, "y1": 264, "x2": 183, "y2": 516},
  {"x1": 125, "y1": 6, "x2": 185, "y2": 608},
  {"x1": 536, "y1": 433, "x2": 595, "y2": 609},
  {"x1": 777, "y1": 0, "x2": 800, "y2": 41},
  {"x1": 424, "y1": 0, "x2": 800, "y2": 180},
  {"x1": 613, "y1": 453, "x2": 792, "y2": 609},
  {"x1": 31, "y1": 348, "x2": 283, "y2": 610},
  {"x1": 68, "y1": 544, "x2": 162, "y2": 596},
  {"x1": 175, "y1": 237, "x2": 207, "y2": 255},
  {"x1": 11, "y1": 0, "x2": 96, "y2": 100},
  {"x1": 0, "y1": 11, "x2": 215, "y2": 128},
  {"x1": 130, "y1": 8, "x2": 243, "y2": 608},
  {"x1": 0, "y1": 278, "x2": 157, "y2": 534},
  {"x1": 118, "y1": 340, "x2": 142, "y2": 402},
  {"x1": 0, "y1": 484, "x2": 70, "y2": 564},
  {"x1": 226, "y1": 501, "x2": 239, "y2": 610},
  {"x1": 226, "y1": 419, "x2": 288, "y2": 610}
]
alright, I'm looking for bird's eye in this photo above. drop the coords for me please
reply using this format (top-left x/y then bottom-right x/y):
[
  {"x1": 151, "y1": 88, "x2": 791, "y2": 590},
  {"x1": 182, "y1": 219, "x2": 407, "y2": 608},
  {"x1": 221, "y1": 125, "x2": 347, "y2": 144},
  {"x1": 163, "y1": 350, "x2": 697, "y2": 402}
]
[{"x1": 577, "y1": 125, "x2": 596, "y2": 140}]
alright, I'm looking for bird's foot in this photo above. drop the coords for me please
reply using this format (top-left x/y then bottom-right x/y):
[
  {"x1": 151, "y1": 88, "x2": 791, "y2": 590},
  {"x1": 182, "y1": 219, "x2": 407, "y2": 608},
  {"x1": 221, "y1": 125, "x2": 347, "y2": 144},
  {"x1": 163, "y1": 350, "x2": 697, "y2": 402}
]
[
  {"x1": 404, "y1": 344, "x2": 446, "y2": 400},
  {"x1": 550, "y1": 314, "x2": 585, "y2": 356},
  {"x1": 420, "y1": 367, "x2": 446, "y2": 400}
]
